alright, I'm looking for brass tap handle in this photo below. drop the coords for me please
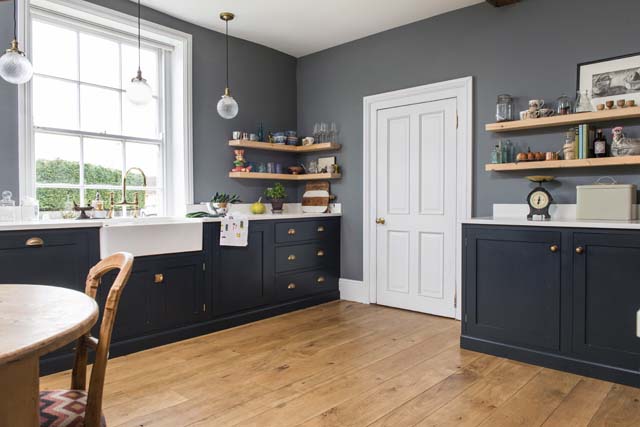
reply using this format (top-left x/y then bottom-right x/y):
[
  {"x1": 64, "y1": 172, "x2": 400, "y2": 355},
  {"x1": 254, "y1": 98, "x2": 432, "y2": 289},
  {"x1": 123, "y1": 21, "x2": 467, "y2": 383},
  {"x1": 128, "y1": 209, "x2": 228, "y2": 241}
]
[
  {"x1": 316, "y1": 276, "x2": 326, "y2": 284},
  {"x1": 550, "y1": 245, "x2": 559, "y2": 253},
  {"x1": 317, "y1": 225, "x2": 325, "y2": 232},
  {"x1": 287, "y1": 283, "x2": 296, "y2": 289},
  {"x1": 25, "y1": 237, "x2": 44, "y2": 247},
  {"x1": 287, "y1": 254, "x2": 296, "y2": 261},
  {"x1": 576, "y1": 246, "x2": 584, "y2": 254},
  {"x1": 316, "y1": 250, "x2": 325, "y2": 257},
  {"x1": 154, "y1": 274, "x2": 164, "y2": 284},
  {"x1": 287, "y1": 228, "x2": 296, "y2": 236}
]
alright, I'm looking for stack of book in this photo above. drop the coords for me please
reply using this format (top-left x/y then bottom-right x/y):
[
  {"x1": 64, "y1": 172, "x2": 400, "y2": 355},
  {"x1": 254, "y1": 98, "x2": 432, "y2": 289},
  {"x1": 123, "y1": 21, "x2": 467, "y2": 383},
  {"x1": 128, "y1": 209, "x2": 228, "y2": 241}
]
[{"x1": 575, "y1": 124, "x2": 594, "y2": 159}]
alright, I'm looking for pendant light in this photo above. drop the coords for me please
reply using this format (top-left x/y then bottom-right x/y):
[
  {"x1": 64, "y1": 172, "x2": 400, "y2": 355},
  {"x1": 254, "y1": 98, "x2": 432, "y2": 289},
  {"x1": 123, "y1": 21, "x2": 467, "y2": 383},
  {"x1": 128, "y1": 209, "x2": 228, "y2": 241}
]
[
  {"x1": 126, "y1": 0, "x2": 152, "y2": 105},
  {"x1": 217, "y1": 12, "x2": 238, "y2": 119},
  {"x1": 0, "y1": 0, "x2": 34, "y2": 85}
]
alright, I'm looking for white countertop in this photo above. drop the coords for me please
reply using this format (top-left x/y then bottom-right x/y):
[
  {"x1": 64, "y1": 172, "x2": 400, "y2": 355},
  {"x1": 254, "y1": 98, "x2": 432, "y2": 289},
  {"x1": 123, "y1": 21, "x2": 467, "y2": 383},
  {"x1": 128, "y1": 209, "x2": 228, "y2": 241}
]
[
  {"x1": 0, "y1": 212, "x2": 342, "y2": 232},
  {"x1": 462, "y1": 217, "x2": 640, "y2": 230}
]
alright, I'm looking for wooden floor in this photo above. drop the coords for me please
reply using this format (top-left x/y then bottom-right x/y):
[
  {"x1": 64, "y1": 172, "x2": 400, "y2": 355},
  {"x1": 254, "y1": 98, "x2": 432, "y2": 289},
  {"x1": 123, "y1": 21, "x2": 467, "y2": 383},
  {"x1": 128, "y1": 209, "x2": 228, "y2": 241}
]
[{"x1": 41, "y1": 301, "x2": 640, "y2": 426}]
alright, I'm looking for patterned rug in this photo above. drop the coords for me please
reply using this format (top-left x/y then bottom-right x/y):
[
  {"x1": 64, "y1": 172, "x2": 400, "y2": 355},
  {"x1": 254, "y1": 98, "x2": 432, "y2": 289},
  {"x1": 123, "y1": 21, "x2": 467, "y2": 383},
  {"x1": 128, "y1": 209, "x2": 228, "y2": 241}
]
[{"x1": 39, "y1": 390, "x2": 106, "y2": 427}]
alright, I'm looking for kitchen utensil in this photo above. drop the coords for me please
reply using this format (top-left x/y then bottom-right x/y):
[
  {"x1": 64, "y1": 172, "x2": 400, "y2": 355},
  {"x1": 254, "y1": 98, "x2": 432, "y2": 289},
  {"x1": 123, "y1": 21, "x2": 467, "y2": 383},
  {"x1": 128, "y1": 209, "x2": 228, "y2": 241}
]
[{"x1": 302, "y1": 181, "x2": 330, "y2": 213}]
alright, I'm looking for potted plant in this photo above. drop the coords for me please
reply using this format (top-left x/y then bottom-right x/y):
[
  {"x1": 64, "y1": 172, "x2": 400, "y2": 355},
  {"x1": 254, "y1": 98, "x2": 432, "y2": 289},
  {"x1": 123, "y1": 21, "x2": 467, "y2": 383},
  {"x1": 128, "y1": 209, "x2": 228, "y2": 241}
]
[
  {"x1": 210, "y1": 192, "x2": 240, "y2": 215},
  {"x1": 264, "y1": 183, "x2": 286, "y2": 213}
]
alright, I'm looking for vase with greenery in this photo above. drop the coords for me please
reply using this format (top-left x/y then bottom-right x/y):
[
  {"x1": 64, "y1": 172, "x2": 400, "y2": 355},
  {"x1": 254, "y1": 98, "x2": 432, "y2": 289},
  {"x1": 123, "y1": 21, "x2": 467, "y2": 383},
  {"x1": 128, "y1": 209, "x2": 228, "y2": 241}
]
[
  {"x1": 264, "y1": 183, "x2": 286, "y2": 213},
  {"x1": 210, "y1": 192, "x2": 240, "y2": 215}
]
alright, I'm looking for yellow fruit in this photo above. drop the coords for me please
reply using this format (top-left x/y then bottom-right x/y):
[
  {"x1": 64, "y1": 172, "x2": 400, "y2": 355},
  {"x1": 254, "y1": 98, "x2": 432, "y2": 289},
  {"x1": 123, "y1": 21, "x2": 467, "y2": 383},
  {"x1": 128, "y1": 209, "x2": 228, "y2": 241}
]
[{"x1": 251, "y1": 197, "x2": 266, "y2": 214}]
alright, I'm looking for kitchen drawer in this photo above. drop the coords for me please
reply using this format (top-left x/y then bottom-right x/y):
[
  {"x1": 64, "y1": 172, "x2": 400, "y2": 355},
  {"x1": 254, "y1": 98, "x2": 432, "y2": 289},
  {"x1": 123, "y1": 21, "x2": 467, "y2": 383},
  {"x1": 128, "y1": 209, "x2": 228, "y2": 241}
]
[
  {"x1": 275, "y1": 219, "x2": 338, "y2": 243},
  {"x1": 0, "y1": 228, "x2": 93, "y2": 250},
  {"x1": 275, "y1": 242, "x2": 335, "y2": 273},
  {"x1": 276, "y1": 269, "x2": 338, "y2": 301}
]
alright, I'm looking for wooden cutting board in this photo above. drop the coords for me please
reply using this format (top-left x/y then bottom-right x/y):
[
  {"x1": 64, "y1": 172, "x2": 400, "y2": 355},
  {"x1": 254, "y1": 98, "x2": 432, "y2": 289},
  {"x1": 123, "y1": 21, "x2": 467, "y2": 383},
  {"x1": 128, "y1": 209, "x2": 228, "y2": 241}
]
[{"x1": 302, "y1": 181, "x2": 330, "y2": 213}]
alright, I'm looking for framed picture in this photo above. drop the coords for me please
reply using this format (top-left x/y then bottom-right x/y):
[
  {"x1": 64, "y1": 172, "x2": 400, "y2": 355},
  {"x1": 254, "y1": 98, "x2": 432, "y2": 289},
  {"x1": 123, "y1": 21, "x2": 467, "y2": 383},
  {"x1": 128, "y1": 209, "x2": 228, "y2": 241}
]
[
  {"x1": 318, "y1": 156, "x2": 336, "y2": 172},
  {"x1": 577, "y1": 52, "x2": 640, "y2": 109}
]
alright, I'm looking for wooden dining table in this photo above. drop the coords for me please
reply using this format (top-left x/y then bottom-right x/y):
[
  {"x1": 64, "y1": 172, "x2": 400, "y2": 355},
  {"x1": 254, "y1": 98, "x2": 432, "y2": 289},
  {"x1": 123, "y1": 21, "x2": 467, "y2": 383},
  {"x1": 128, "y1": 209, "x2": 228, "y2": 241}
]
[{"x1": 0, "y1": 285, "x2": 99, "y2": 426}]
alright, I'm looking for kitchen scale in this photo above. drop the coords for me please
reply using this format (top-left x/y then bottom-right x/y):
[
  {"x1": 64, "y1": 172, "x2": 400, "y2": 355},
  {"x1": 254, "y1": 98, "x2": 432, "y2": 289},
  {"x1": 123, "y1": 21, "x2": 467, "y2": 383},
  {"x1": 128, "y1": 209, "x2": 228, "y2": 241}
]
[{"x1": 526, "y1": 176, "x2": 554, "y2": 220}]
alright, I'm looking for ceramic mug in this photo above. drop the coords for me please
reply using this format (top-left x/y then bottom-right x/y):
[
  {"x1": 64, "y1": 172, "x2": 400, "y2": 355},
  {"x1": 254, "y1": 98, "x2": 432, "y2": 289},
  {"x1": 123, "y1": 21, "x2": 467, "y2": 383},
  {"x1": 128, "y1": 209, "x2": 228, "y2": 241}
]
[
  {"x1": 232, "y1": 131, "x2": 242, "y2": 140},
  {"x1": 528, "y1": 99, "x2": 545, "y2": 110},
  {"x1": 539, "y1": 108, "x2": 554, "y2": 117},
  {"x1": 302, "y1": 137, "x2": 315, "y2": 146},
  {"x1": 249, "y1": 133, "x2": 259, "y2": 141}
]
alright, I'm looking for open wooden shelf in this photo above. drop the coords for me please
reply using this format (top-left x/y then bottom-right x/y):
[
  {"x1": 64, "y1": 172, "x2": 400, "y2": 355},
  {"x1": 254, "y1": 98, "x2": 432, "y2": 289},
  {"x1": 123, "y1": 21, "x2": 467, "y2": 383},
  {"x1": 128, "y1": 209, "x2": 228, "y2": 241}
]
[
  {"x1": 485, "y1": 107, "x2": 640, "y2": 133},
  {"x1": 229, "y1": 140, "x2": 341, "y2": 153},
  {"x1": 229, "y1": 172, "x2": 341, "y2": 181},
  {"x1": 485, "y1": 155, "x2": 640, "y2": 172}
]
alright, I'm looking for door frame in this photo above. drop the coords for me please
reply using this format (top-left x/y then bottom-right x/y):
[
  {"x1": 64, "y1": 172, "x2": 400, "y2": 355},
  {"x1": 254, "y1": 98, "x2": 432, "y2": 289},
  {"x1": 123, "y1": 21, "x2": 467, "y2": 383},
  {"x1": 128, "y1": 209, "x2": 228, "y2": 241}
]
[{"x1": 363, "y1": 77, "x2": 473, "y2": 320}]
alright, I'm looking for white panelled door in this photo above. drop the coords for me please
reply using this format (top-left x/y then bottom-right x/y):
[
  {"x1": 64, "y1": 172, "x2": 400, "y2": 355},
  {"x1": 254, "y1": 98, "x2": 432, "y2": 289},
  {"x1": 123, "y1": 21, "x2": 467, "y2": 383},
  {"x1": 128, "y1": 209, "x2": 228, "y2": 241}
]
[{"x1": 375, "y1": 97, "x2": 457, "y2": 317}]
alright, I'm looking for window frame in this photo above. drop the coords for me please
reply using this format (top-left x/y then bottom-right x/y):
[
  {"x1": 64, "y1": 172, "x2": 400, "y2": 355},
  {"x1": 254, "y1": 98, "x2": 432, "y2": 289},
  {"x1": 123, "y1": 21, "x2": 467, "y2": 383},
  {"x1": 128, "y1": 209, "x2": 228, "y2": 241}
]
[{"x1": 18, "y1": 0, "x2": 193, "y2": 216}]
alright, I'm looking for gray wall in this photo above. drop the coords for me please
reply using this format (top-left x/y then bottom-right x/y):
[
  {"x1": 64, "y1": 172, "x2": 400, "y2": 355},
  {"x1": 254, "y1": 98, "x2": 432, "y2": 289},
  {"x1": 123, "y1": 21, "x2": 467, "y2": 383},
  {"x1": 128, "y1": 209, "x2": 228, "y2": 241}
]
[
  {"x1": 297, "y1": 0, "x2": 640, "y2": 281},
  {"x1": 0, "y1": 0, "x2": 299, "y2": 204}
]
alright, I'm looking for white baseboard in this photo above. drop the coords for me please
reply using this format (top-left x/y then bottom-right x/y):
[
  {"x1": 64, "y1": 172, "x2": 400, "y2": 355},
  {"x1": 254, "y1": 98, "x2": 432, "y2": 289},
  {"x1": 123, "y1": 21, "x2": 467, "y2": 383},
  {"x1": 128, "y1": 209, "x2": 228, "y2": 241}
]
[{"x1": 339, "y1": 278, "x2": 370, "y2": 304}]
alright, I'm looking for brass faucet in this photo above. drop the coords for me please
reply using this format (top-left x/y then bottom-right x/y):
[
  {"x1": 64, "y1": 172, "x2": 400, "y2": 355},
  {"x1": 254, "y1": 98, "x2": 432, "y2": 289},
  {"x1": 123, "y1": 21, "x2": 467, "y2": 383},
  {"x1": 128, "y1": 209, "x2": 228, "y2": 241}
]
[{"x1": 108, "y1": 167, "x2": 147, "y2": 218}]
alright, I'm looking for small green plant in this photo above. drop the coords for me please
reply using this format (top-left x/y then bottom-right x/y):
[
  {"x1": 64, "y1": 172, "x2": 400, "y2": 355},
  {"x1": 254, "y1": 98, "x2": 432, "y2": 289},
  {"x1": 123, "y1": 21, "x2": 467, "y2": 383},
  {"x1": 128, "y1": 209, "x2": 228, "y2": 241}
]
[
  {"x1": 211, "y1": 192, "x2": 241, "y2": 204},
  {"x1": 264, "y1": 183, "x2": 286, "y2": 200}
]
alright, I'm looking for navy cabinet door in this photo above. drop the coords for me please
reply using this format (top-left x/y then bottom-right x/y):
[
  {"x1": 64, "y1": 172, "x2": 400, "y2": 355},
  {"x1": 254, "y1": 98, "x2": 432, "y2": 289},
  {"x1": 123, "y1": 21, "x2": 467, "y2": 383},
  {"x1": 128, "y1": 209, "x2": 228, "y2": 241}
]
[
  {"x1": 572, "y1": 232, "x2": 640, "y2": 370},
  {"x1": 214, "y1": 222, "x2": 274, "y2": 315},
  {"x1": 159, "y1": 253, "x2": 205, "y2": 329},
  {"x1": 0, "y1": 228, "x2": 99, "y2": 291},
  {"x1": 464, "y1": 227, "x2": 562, "y2": 351}
]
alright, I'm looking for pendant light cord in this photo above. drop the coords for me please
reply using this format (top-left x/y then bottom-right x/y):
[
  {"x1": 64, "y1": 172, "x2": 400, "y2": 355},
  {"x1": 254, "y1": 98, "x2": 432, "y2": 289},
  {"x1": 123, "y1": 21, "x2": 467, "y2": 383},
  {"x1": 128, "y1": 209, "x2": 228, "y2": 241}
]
[
  {"x1": 225, "y1": 19, "x2": 229, "y2": 89},
  {"x1": 13, "y1": 0, "x2": 17, "y2": 41},
  {"x1": 137, "y1": 0, "x2": 141, "y2": 73}
]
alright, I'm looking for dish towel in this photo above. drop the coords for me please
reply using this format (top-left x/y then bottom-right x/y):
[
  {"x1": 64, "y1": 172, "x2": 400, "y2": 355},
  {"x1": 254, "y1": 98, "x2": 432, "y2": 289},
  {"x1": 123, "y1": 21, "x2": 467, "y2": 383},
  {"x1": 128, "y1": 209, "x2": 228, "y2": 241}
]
[{"x1": 220, "y1": 213, "x2": 249, "y2": 247}]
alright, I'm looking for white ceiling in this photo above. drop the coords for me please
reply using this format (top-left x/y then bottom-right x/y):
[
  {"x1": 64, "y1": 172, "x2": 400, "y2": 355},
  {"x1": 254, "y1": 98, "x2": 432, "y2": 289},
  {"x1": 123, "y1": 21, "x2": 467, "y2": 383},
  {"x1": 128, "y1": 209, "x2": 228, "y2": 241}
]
[{"x1": 137, "y1": 0, "x2": 484, "y2": 57}]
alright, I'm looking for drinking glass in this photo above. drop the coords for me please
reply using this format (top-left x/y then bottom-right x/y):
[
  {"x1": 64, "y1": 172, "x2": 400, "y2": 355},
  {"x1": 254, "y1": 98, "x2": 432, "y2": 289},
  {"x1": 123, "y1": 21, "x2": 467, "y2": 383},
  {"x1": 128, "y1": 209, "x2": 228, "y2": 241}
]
[{"x1": 330, "y1": 122, "x2": 338, "y2": 143}]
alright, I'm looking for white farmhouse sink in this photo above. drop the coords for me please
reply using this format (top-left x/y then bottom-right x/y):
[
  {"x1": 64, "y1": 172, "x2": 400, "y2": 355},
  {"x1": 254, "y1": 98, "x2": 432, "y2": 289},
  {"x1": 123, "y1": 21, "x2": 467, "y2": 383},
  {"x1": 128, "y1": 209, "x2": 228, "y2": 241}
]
[{"x1": 99, "y1": 217, "x2": 203, "y2": 259}]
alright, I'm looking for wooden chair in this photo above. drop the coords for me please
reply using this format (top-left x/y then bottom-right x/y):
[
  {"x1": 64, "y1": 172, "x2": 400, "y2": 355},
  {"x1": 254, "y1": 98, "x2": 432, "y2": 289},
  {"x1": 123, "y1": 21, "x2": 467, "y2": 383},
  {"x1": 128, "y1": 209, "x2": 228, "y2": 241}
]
[{"x1": 39, "y1": 252, "x2": 134, "y2": 427}]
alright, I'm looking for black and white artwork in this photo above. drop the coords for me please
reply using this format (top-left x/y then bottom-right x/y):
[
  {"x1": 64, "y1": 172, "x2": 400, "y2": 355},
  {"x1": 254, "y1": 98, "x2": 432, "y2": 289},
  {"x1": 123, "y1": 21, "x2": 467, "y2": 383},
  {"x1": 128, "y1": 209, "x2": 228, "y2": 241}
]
[{"x1": 578, "y1": 53, "x2": 640, "y2": 108}]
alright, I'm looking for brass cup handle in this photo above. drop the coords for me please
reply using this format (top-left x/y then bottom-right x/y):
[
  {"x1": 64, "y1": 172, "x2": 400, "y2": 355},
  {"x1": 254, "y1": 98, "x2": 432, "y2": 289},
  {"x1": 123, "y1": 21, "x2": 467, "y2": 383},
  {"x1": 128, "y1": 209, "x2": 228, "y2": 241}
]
[
  {"x1": 550, "y1": 245, "x2": 559, "y2": 253},
  {"x1": 154, "y1": 274, "x2": 164, "y2": 284},
  {"x1": 316, "y1": 250, "x2": 325, "y2": 257},
  {"x1": 576, "y1": 246, "x2": 584, "y2": 254},
  {"x1": 376, "y1": 218, "x2": 386, "y2": 225},
  {"x1": 317, "y1": 225, "x2": 325, "y2": 232},
  {"x1": 287, "y1": 254, "x2": 296, "y2": 261},
  {"x1": 287, "y1": 283, "x2": 296, "y2": 289},
  {"x1": 316, "y1": 276, "x2": 326, "y2": 284},
  {"x1": 287, "y1": 228, "x2": 296, "y2": 236},
  {"x1": 25, "y1": 237, "x2": 44, "y2": 247}
]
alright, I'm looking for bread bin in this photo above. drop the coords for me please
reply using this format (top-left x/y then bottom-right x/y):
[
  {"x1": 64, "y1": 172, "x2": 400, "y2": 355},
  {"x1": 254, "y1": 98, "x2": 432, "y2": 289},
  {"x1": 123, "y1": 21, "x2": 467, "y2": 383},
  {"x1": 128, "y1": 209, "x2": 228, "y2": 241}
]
[{"x1": 576, "y1": 177, "x2": 637, "y2": 220}]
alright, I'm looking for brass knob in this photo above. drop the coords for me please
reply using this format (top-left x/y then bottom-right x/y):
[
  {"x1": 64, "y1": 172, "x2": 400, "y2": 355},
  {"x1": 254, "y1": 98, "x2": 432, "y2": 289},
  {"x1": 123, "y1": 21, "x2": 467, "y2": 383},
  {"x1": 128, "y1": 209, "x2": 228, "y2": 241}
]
[
  {"x1": 376, "y1": 218, "x2": 386, "y2": 225},
  {"x1": 25, "y1": 237, "x2": 44, "y2": 247},
  {"x1": 287, "y1": 283, "x2": 296, "y2": 289},
  {"x1": 576, "y1": 246, "x2": 584, "y2": 254},
  {"x1": 550, "y1": 245, "x2": 559, "y2": 253},
  {"x1": 154, "y1": 274, "x2": 164, "y2": 284},
  {"x1": 287, "y1": 228, "x2": 296, "y2": 235},
  {"x1": 317, "y1": 276, "x2": 326, "y2": 284},
  {"x1": 287, "y1": 254, "x2": 296, "y2": 261},
  {"x1": 317, "y1": 225, "x2": 325, "y2": 232},
  {"x1": 316, "y1": 250, "x2": 325, "y2": 257}
]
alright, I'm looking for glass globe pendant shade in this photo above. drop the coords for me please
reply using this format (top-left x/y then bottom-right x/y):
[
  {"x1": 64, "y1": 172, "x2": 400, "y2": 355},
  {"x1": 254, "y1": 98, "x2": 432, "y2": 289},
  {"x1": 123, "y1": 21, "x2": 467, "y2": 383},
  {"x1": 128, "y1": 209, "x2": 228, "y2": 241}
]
[
  {"x1": 0, "y1": 40, "x2": 33, "y2": 85},
  {"x1": 126, "y1": 70, "x2": 153, "y2": 106},
  {"x1": 217, "y1": 88, "x2": 239, "y2": 119}
]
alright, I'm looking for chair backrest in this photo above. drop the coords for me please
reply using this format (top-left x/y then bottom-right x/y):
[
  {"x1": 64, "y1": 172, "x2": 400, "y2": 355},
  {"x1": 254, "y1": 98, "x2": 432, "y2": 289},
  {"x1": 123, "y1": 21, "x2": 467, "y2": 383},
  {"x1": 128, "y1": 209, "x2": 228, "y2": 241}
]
[{"x1": 70, "y1": 252, "x2": 134, "y2": 427}]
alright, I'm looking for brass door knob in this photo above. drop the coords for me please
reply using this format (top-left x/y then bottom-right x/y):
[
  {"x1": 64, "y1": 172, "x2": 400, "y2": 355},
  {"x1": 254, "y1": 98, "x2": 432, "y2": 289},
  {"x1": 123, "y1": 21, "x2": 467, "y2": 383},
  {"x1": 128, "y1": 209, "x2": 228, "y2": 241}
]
[
  {"x1": 154, "y1": 274, "x2": 164, "y2": 284},
  {"x1": 316, "y1": 250, "x2": 325, "y2": 257},
  {"x1": 376, "y1": 218, "x2": 386, "y2": 225},
  {"x1": 316, "y1": 276, "x2": 326, "y2": 284},
  {"x1": 576, "y1": 246, "x2": 584, "y2": 254},
  {"x1": 317, "y1": 225, "x2": 325, "y2": 232},
  {"x1": 287, "y1": 228, "x2": 296, "y2": 235},
  {"x1": 287, "y1": 254, "x2": 296, "y2": 261},
  {"x1": 287, "y1": 283, "x2": 296, "y2": 289},
  {"x1": 25, "y1": 237, "x2": 44, "y2": 247},
  {"x1": 550, "y1": 245, "x2": 559, "y2": 253}
]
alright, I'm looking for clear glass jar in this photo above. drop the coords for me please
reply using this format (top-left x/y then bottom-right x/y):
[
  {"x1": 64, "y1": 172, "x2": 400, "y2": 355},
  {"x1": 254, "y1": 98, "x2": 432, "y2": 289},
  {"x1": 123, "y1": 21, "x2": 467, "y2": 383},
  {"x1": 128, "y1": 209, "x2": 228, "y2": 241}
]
[
  {"x1": 0, "y1": 191, "x2": 17, "y2": 222},
  {"x1": 20, "y1": 197, "x2": 39, "y2": 221},
  {"x1": 556, "y1": 94, "x2": 573, "y2": 115},
  {"x1": 575, "y1": 90, "x2": 593, "y2": 113},
  {"x1": 496, "y1": 94, "x2": 514, "y2": 122}
]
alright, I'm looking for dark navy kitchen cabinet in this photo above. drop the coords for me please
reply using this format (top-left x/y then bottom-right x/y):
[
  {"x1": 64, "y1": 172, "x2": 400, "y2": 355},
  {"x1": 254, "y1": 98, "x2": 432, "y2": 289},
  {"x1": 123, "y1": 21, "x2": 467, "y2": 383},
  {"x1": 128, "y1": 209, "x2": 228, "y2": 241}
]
[
  {"x1": 0, "y1": 228, "x2": 99, "y2": 291},
  {"x1": 464, "y1": 227, "x2": 561, "y2": 352},
  {"x1": 462, "y1": 224, "x2": 640, "y2": 387},
  {"x1": 572, "y1": 232, "x2": 640, "y2": 372},
  {"x1": 159, "y1": 252, "x2": 206, "y2": 329}
]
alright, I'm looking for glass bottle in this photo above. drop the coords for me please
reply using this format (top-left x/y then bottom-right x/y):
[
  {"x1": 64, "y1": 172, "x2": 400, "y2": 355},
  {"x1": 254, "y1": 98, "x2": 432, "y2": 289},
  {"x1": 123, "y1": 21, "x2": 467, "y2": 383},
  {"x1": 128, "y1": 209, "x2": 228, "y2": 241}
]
[
  {"x1": 496, "y1": 94, "x2": 514, "y2": 122},
  {"x1": 575, "y1": 90, "x2": 593, "y2": 113},
  {"x1": 556, "y1": 94, "x2": 572, "y2": 115},
  {"x1": 491, "y1": 145, "x2": 501, "y2": 164},
  {"x1": 594, "y1": 129, "x2": 607, "y2": 158}
]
